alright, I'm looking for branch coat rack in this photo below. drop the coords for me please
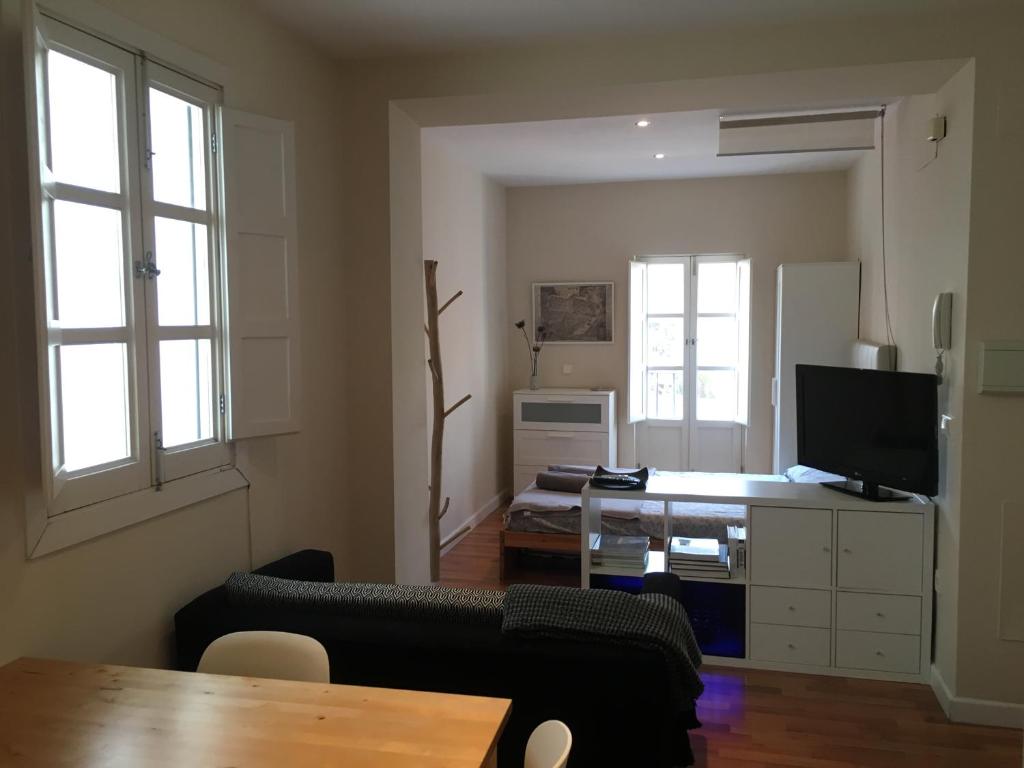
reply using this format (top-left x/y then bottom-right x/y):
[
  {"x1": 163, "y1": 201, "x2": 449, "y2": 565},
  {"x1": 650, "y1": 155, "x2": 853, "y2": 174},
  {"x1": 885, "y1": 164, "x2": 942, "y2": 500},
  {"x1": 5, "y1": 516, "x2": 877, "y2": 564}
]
[{"x1": 424, "y1": 260, "x2": 472, "y2": 582}]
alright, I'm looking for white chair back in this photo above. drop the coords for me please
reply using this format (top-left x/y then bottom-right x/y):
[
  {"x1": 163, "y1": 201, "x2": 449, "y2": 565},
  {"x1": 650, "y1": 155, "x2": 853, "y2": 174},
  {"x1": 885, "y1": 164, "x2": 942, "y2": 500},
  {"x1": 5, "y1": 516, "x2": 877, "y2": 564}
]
[
  {"x1": 198, "y1": 630, "x2": 330, "y2": 683},
  {"x1": 524, "y1": 719, "x2": 572, "y2": 768}
]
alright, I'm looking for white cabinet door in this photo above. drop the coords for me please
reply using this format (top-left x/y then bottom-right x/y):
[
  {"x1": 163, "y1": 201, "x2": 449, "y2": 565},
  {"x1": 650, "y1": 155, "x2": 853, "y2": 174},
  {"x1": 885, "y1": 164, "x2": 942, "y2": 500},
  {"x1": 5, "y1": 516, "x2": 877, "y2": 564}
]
[
  {"x1": 750, "y1": 623, "x2": 830, "y2": 667},
  {"x1": 750, "y1": 507, "x2": 832, "y2": 588},
  {"x1": 514, "y1": 431, "x2": 608, "y2": 468},
  {"x1": 837, "y1": 511, "x2": 924, "y2": 594}
]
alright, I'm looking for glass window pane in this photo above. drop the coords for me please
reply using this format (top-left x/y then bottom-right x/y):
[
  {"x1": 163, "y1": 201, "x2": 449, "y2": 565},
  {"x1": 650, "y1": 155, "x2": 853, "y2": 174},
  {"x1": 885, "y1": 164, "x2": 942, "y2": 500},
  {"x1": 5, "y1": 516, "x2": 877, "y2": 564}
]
[
  {"x1": 160, "y1": 339, "x2": 213, "y2": 448},
  {"x1": 53, "y1": 201, "x2": 125, "y2": 328},
  {"x1": 698, "y1": 369, "x2": 738, "y2": 421},
  {"x1": 697, "y1": 261, "x2": 738, "y2": 314},
  {"x1": 647, "y1": 317, "x2": 686, "y2": 367},
  {"x1": 647, "y1": 369, "x2": 685, "y2": 420},
  {"x1": 697, "y1": 316, "x2": 738, "y2": 367},
  {"x1": 59, "y1": 343, "x2": 130, "y2": 471},
  {"x1": 155, "y1": 218, "x2": 210, "y2": 326},
  {"x1": 647, "y1": 263, "x2": 686, "y2": 314},
  {"x1": 47, "y1": 50, "x2": 120, "y2": 193},
  {"x1": 149, "y1": 88, "x2": 207, "y2": 209}
]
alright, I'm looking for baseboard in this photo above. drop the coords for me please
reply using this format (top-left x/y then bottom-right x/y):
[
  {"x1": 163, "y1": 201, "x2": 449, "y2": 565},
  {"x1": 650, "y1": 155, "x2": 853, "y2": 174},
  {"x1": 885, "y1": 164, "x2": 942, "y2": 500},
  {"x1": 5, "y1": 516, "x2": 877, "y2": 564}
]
[
  {"x1": 931, "y1": 664, "x2": 1024, "y2": 728},
  {"x1": 440, "y1": 489, "x2": 508, "y2": 556}
]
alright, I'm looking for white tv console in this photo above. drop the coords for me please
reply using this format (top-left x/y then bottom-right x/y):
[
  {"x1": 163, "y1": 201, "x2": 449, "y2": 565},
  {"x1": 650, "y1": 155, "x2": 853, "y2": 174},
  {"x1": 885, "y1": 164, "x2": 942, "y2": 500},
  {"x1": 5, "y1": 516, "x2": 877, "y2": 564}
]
[{"x1": 581, "y1": 475, "x2": 935, "y2": 684}]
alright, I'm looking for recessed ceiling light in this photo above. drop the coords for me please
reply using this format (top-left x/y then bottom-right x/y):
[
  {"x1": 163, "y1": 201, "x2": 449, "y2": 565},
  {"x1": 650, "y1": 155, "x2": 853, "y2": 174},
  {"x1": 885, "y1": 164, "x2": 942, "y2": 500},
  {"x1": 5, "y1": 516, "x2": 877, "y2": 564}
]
[
  {"x1": 654, "y1": 153, "x2": 666, "y2": 159},
  {"x1": 635, "y1": 119, "x2": 651, "y2": 128}
]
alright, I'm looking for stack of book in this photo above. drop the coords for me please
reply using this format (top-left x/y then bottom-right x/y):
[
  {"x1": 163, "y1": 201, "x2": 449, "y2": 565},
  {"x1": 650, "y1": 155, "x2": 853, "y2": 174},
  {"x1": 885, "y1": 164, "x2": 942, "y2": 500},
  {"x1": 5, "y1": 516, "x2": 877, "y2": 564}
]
[
  {"x1": 727, "y1": 525, "x2": 747, "y2": 577},
  {"x1": 669, "y1": 537, "x2": 730, "y2": 579},
  {"x1": 590, "y1": 534, "x2": 650, "y2": 576}
]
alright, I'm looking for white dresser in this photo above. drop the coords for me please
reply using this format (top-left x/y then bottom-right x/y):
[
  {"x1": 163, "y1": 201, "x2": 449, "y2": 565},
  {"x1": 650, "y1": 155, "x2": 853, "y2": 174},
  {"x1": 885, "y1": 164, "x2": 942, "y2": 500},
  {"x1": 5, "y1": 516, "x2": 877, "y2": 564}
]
[{"x1": 513, "y1": 389, "x2": 617, "y2": 495}]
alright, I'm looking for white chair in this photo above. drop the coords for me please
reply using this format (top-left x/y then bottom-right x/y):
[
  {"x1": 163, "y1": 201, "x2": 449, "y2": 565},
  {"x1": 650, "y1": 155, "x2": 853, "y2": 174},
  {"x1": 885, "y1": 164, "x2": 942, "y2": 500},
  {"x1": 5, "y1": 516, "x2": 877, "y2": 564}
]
[
  {"x1": 524, "y1": 720, "x2": 572, "y2": 768},
  {"x1": 197, "y1": 630, "x2": 330, "y2": 683}
]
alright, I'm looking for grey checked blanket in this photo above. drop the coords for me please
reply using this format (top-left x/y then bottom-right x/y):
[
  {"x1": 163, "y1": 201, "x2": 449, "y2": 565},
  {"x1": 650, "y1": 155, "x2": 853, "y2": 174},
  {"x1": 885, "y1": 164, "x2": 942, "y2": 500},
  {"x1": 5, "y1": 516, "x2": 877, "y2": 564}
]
[{"x1": 502, "y1": 583, "x2": 704, "y2": 703}]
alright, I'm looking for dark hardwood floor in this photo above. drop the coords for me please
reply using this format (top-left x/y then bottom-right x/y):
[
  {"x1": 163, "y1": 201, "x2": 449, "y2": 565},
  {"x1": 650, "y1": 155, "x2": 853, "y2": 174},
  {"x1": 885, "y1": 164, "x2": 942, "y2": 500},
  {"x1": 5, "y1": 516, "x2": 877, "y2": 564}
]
[{"x1": 440, "y1": 509, "x2": 1023, "y2": 767}]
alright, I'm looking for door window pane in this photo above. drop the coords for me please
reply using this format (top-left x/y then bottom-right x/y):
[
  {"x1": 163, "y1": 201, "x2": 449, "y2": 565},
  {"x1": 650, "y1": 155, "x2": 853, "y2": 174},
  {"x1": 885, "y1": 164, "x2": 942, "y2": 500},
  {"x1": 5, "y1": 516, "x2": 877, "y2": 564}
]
[
  {"x1": 149, "y1": 88, "x2": 207, "y2": 210},
  {"x1": 59, "y1": 343, "x2": 130, "y2": 471},
  {"x1": 697, "y1": 261, "x2": 738, "y2": 313},
  {"x1": 47, "y1": 50, "x2": 120, "y2": 193},
  {"x1": 647, "y1": 317, "x2": 686, "y2": 367},
  {"x1": 54, "y1": 200, "x2": 125, "y2": 328},
  {"x1": 697, "y1": 316, "x2": 738, "y2": 367},
  {"x1": 646, "y1": 263, "x2": 686, "y2": 314},
  {"x1": 160, "y1": 339, "x2": 213, "y2": 448},
  {"x1": 647, "y1": 369, "x2": 685, "y2": 420},
  {"x1": 155, "y1": 218, "x2": 210, "y2": 326},
  {"x1": 697, "y1": 369, "x2": 737, "y2": 421}
]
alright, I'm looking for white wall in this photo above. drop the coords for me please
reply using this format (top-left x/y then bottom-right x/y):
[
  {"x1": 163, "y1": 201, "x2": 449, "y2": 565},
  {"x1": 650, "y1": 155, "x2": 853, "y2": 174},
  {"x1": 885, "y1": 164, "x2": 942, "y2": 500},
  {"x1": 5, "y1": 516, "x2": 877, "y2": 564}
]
[
  {"x1": 847, "y1": 63, "x2": 980, "y2": 698},
  {"x1": 0, "y1": 0, "x2": 348, "y2": 668},
  {"x1": 506, "y1": 172, "x2": 850, "y2": 473},
  {"x1": 421, "y1": 137, "x2": 509, "y2": 546}
]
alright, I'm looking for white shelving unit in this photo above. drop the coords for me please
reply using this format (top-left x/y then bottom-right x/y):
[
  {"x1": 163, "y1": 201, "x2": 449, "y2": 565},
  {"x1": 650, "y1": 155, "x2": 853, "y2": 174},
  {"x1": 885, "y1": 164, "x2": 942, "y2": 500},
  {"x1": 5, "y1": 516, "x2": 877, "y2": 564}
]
[{"x1": 581, "y1": 474, "x2": 935, "y2": 684}]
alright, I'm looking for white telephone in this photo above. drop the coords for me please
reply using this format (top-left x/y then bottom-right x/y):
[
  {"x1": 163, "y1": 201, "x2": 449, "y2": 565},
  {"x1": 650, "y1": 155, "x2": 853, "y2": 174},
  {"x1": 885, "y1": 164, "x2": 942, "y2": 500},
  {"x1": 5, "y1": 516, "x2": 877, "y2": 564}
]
[{"x1": 932, "y1": 292, "x2": 953, "y2": 381}]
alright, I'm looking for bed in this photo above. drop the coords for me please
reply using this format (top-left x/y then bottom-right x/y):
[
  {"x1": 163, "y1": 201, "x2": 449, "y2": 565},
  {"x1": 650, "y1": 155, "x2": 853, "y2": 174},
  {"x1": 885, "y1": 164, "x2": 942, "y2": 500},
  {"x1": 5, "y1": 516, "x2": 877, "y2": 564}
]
[{"x1": 499, "y1": 465, "x2": 836, "y2": 578}]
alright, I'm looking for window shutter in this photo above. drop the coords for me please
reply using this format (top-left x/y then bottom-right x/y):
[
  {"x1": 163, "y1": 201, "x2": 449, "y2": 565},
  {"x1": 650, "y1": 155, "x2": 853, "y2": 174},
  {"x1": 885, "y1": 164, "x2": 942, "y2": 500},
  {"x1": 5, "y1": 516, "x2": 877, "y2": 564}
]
[
  {"x1": 220, "y1": 109, "x2": 301, "y2": 439},
  {"x1": 628, "y1": 259, "x2": 647, "y2": 424},
  {"x1": 736, "y1": 258, "x2": 752, "y2": 426}
]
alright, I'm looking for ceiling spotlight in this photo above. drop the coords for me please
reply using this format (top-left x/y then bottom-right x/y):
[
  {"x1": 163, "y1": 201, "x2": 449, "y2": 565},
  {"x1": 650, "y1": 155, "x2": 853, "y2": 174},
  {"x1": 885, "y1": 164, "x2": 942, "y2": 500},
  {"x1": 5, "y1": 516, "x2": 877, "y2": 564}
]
[
  {"x1": 635, "y1": 119, "x2": 651, "y2": 128},
  {"x1": 654, "y1": 153, "x2": 666, "y2": 159}
]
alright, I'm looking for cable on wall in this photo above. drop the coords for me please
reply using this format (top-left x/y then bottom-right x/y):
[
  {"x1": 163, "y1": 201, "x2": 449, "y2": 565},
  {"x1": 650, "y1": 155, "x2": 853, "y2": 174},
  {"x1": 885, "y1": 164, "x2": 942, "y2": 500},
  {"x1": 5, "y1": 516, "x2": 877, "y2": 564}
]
[{"x1": 878, "y1": 106, "x2": 897, "y2": 369}]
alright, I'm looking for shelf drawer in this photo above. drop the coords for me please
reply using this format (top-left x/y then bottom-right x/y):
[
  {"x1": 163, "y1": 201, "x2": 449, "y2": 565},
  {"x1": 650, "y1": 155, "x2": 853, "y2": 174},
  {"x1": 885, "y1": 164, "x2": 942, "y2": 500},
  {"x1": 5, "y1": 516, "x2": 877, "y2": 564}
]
[
  {"x1": 838, "y1": 510, "x2": 923, "y2": 594},
  {"x1": 750, "y1": 623, "x2": 830, "y2": 667},
  {"x1": 514, "y1": 394, "x2": 611, "y2": 433},
  {"x1": 837, "y1": 593, "x2": 921, "y2": 635},
  {"x1": 836, "y1": 629, "x2": 920, "y2": 674},
  {"x1": 750, "y1": 507, "x2": 832, "y2": 588},
  {"x1": 513, "y1": 465, "x2": 547, "y2": 495},
  {"x1": 751, "y1": 586, "x2": 831, "y2": 629},
  {"x1": 514, "y1": 430, "x2": 609, "y2": 468}
]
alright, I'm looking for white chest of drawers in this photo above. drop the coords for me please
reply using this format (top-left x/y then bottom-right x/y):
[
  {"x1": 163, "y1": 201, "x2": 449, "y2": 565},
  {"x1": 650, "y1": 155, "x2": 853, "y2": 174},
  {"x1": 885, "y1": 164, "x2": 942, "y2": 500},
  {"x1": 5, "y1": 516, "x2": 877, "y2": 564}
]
[{"x1": 512, "y1": 389, "x2": 617, "y2": 495}]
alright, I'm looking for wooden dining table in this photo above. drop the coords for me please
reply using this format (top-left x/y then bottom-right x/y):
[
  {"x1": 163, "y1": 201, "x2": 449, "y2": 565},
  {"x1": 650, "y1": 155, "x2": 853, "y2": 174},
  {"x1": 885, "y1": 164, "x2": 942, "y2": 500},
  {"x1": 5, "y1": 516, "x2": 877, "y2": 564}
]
[{"x1": 0, "y1": 657, "x2": 512, "y2": 767}]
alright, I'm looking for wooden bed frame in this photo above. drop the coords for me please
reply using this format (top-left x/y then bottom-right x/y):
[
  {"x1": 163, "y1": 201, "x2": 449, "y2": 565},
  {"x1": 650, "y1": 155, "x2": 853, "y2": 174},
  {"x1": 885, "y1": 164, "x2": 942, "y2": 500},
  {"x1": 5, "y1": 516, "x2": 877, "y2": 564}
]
[{"x1": 499, "y1": 528, "x2": 666, "y2": 580}]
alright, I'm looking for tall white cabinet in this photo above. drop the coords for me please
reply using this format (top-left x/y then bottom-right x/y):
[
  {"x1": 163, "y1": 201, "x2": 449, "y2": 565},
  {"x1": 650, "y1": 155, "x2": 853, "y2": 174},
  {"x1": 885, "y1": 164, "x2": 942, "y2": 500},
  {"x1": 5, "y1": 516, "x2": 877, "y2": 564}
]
[{"x1": 772, "y1": 262, "x2": 861, "y2": 474}]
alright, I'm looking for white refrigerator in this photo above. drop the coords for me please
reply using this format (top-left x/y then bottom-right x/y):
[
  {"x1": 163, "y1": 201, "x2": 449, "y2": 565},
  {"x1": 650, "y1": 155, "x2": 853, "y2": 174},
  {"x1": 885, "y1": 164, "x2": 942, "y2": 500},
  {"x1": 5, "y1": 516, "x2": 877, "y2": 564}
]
[{"x1": 772, "y1": 262, "x2": 861, "y2": 474}]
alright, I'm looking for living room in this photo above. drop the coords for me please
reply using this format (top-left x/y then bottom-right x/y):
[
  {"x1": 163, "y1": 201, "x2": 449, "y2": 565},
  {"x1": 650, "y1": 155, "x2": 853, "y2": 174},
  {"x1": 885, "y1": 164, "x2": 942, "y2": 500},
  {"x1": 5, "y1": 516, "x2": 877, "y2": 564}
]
[{"x1": 0, "y1": 1, "x2": 1022, "y2": 766}]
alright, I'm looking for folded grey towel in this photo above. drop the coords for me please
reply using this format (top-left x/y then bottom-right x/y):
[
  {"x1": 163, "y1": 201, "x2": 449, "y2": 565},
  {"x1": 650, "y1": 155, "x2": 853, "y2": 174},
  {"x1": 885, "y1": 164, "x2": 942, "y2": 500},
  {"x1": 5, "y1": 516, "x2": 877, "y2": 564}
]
[
  {"x1": 536, "y1": 470, "x2": 590, "y2": 493},
  {"x1": 547, "y1": 464, "x2": 596, "y2": 476}
]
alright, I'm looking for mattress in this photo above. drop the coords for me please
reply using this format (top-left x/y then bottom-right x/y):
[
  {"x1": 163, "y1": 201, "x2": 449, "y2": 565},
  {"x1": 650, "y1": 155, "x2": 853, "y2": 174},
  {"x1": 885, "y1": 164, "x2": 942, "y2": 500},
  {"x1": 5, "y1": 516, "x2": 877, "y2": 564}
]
[{"x1": 505, "y1": 471, "x2": 788, "y2": 542}]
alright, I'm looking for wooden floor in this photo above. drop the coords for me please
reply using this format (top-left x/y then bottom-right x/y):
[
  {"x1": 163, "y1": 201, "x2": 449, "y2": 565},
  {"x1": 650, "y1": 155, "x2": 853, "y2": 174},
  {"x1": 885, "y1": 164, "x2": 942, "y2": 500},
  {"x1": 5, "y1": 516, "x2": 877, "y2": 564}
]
[{"x1": 440, "y1": 509, "x2": 1023, "y2": 767}]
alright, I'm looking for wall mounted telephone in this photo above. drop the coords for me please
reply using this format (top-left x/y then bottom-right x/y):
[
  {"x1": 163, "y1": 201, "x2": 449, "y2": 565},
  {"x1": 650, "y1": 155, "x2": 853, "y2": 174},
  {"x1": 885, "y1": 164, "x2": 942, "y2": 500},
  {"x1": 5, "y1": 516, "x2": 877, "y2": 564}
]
[{"x1": 933, "y1": 292, "x2": 953, "y2": 381}]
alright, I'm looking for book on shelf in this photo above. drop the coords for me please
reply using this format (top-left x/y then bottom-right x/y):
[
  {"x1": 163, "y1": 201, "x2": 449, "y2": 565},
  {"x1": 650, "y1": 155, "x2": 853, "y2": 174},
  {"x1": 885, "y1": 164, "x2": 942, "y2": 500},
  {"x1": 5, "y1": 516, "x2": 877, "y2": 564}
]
[
  {"x1": 590, "y1": 534, "x2": 650, "y2": 573},
  {"x1": 670, "y1": 567, "x2": 732, "y2": 580},
  {"x1": 669, "y1": 540, "x2": 730, "y2": 578},
  {"x1": 726, "y1": 525, "x2": 747, "y2": 576},
  {"x1": 668, "y1": 537, "x2": 720, "y2": 562}
]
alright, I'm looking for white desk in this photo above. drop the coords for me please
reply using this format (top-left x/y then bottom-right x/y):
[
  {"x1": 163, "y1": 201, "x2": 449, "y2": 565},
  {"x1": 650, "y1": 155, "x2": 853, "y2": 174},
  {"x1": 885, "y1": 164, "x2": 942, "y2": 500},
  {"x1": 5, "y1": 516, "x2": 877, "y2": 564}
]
[{"x1": 581, "y1": 475, "x2": 935, "y2": 683}]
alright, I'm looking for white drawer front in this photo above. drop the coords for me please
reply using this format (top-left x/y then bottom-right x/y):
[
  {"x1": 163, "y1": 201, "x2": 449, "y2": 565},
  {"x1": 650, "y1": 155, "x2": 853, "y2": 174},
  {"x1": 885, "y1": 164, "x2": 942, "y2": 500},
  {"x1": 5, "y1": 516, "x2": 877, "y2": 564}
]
[
  {"x1": 750, "y1": 623, "x2": 830, "y2": 667},
  {"x1": 514, "y1": 394, "x2": 610, "y2": 433},
  {"x1": 751, "y1": 587, "x2": 831, "y2": 629},
  {"x1": 750, "y1": 507, "x2": 832, "y2": 588},
  {"x1": 513, "y1": 465, "x2": 547, "y2": 495},
  {"x1": 838, "y1": 510, "x2": 923, "y2": 594},
  {"x1": 837, "y1": 593, "x2": 921, "y2": 635},
  {"x1": 836, "y1": 629, "x2": 920, "y2": 674},
  {"x1": 514, "y1": 430, "x2": 609, "y2": 468}
]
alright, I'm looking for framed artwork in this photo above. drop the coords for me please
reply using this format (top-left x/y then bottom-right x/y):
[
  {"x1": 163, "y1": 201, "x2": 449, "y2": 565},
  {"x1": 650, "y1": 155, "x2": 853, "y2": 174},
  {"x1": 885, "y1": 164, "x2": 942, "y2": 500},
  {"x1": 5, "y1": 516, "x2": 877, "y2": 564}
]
[{"x1": 532, "y1": 282, "x2": 614, "y2": 344}]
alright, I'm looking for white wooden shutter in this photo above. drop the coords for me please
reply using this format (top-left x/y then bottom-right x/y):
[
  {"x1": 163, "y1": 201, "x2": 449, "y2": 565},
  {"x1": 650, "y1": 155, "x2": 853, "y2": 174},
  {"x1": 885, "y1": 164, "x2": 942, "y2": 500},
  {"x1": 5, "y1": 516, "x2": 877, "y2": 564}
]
[
  {"x1": 221, "y1": 109, "x2": 301, "y2": 439},
  {"x1": 628, "y1": 259, "x2": 647, "y2": 424},
  {"x1": 736, "y1": 258, "x2": 752, "y2": 426}
]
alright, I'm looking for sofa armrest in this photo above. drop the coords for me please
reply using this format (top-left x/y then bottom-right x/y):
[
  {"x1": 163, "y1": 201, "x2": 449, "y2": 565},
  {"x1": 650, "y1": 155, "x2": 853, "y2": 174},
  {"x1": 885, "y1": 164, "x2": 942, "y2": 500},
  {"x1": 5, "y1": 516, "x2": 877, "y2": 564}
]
[
  {"x1": 642, "y1": 572, "x2": 684, "y2": 604},
  {"x1": 254, "y1": 549, "x2": 334, "y2": 583}
]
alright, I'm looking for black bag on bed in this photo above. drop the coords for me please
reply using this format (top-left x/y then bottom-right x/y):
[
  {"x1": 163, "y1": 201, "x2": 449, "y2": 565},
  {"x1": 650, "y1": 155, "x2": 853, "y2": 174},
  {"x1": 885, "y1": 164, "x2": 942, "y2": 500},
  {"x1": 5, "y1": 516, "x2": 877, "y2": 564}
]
[{"x1": 590, "y1": 465, "x2": 650, "y2": 491}]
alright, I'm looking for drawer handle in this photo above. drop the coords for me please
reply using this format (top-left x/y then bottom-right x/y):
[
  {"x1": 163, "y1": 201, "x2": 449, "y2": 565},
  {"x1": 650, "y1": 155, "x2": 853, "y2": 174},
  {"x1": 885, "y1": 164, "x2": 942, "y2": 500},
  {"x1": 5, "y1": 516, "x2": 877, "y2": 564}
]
[
  {"x1": 544, "y1": 432, "x2": 577, "y2": 440},
  {"x1": 822, "y1": 546, "x2": 831, "y2": 553},
  {"x1": 787, "y1": 643, "x2": 796, "y2": 649},
  {"x1": 876, "y1": 612, "x2": 885, "y2": 618},
  {"x1": 787, "y1": 605, "x2": 796, "y2": 611},
  {"x1": 875, "y1": 650, "x2": 885, "y2": 657},
  {"x1": 842, "y1": 547, "x2": 852, "y2": 554}
]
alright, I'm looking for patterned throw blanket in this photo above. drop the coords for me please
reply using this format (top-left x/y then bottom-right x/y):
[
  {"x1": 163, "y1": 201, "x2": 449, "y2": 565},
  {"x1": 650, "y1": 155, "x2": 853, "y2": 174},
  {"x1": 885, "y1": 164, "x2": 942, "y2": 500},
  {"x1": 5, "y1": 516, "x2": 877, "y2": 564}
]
[{"x1": 502, "y1": 583, "x2": 704, "y2": 704}]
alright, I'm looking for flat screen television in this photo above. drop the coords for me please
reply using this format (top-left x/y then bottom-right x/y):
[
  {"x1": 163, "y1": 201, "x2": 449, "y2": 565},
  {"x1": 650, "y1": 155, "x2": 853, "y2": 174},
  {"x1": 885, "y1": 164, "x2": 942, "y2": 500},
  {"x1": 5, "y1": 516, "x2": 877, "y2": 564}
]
[{"x1": 796, "y1": 364, "x2": 938, "y2": 500}]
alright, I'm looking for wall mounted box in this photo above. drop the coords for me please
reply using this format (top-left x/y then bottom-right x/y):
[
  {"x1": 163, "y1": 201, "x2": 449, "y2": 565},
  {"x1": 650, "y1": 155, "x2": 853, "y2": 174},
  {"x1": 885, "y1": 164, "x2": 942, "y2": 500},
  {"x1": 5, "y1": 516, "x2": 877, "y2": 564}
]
[{"x1": 978, "y1": 342, "x2": 1024, "y2": 393}]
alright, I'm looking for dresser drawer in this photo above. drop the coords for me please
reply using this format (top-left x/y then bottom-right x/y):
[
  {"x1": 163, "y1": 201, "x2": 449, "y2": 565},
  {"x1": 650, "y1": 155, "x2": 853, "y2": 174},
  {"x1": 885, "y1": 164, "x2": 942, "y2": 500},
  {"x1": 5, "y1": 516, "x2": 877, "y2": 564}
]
[
  {"x1": 837, "y1": 510, "x2": 923, "y2": 594},
  {"x1": 836, "y1": 629, "x2": 920, "y2": 674},
  {"x1": 751, "y1": 587, "x2": 831, "y2": 629},
  {"x1": 514, "y1": 430, "x2": 608, "y2": 468},
  {"x1": 750, "y1": 507, "x2": 832, "y2": 588},
  {"x1": 513, "y1": 465, "x2": 547, "y2": 495},
  {"x1": 514, "y1": 393, "x2": 611, "y2": 433},
  {"x1": 750, "y1": 623, "x2": 830, "y2": 667},
  {"x1": 837, "y1": 593, "x2": 921, "y2": 635}
]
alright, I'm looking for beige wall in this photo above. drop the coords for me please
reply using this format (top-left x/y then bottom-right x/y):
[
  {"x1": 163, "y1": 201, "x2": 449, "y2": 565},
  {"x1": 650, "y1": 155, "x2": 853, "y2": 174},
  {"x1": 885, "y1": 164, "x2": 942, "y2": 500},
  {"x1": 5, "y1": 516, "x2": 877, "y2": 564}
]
[
  {"x1": 0, "y1": 0, "x2": 348, "y2": 668},
  {"x1": 846, "y1": 62, "x2": 976, "y2": 695},
  {"x1": 506, "y1": 173, "x2": 849, "y2": 473},
  {"x1": 421, "y1": 137, "x2": 509, "y2": 545}
]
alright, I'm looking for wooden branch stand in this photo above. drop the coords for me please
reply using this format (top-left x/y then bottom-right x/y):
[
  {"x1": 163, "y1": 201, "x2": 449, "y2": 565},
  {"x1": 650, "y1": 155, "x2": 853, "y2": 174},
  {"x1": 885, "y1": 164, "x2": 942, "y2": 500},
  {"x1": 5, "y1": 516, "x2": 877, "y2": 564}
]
[{"x1": 424, "y1": 260, "x2": 471, "y2": 582}]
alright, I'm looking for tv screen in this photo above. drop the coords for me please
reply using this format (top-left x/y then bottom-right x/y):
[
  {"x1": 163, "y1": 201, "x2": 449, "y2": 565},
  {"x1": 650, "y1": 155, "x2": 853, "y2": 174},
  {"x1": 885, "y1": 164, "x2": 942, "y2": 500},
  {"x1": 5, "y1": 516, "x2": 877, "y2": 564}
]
[{"x1": 796, "y1": 365, "x2": 938, "y2": 497}]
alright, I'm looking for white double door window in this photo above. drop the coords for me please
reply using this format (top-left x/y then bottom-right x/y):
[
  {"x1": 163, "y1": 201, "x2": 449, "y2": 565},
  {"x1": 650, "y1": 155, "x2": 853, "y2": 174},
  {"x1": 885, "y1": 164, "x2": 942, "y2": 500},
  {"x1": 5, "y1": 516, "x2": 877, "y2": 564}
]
[{"x1": 628, "y1": 254, "x2": 751, "y2": 471}]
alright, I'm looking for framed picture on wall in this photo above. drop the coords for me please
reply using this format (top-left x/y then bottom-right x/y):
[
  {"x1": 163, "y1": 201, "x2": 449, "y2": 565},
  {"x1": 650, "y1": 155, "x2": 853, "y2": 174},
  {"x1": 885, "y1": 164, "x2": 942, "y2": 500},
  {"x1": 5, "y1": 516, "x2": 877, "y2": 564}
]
[{"x1": 532, "y1": 282, "x2": 614, "y2": 343}]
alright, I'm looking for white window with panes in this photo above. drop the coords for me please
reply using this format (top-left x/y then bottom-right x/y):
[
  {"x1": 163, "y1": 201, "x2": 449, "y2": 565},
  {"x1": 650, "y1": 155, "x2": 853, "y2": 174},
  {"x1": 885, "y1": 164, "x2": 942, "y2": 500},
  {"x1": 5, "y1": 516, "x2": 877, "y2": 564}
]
[
  {"x1": 24, "y1": 8, "x2": 301, "y2": 556},
  {"x1": 628, "y1": 255, "x2": 751, "y2": 471}
]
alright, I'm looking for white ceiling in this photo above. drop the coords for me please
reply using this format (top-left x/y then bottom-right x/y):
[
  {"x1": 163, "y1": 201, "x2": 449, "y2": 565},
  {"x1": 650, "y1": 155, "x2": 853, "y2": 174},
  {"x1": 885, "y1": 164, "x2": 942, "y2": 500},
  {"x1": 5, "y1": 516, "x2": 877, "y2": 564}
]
[
  {"x1": 425, "y1": 110, "x2": 868, "y2": 187},
  {"x1": 252, "y1": 0, "x2": 1002, "y2": 59}
]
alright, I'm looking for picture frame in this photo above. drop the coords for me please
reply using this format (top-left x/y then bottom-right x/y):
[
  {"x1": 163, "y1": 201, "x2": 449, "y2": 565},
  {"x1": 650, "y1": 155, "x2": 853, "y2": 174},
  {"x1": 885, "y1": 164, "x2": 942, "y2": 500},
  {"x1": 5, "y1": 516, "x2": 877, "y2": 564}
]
[{"x1": 531, "y1": 281, "x2": 614, "y2": 344}]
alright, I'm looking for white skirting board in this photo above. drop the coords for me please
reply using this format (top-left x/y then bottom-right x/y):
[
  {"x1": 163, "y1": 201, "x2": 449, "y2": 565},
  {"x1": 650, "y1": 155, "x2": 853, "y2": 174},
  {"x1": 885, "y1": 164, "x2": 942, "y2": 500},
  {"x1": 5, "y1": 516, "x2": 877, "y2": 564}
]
[
  {"x1": 439, "y1": 489, "x2": 508, "y2": 556},
  {"x1": 931, "y1": 665, "x2": 1024, "y2": 729}
]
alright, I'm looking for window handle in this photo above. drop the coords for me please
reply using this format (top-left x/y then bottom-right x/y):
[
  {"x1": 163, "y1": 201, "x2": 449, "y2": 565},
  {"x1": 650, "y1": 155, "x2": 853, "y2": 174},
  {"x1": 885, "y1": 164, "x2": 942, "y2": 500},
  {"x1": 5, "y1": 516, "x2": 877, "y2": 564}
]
[
  {"x1": 134, "y1": 252, "x2": 161, "y2": 280},
  {"x1": 153, "y1": 430, "x2": 164, "y2": 492}
]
